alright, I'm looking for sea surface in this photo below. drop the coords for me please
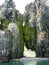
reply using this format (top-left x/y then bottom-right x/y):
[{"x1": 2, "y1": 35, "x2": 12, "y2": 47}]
[{"x1": 0, "y1": 60, "x2": 49, "y2": 65}]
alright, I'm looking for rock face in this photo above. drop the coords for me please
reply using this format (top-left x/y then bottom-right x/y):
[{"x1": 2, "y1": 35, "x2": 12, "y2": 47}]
[
  {"x1": 0, "y1": 30, "x2": 12, "y2": 62},
  {"x1": 0, "y1": 0, "x2": 16, "y2": 22},
  {"x1": 0, "y1": 0, "x2": 23, "y2": 61},
  {"x1": 29, "y1": 13, "x2": 36, "y2": 28},
  {"x1": 25, "y1": 2, "x2": 36, "y2": 50},
  {"x1": 25, "y1": 2, "x2": 36, "y2": 27},
  {"x1": 0, "y1": 22, "x2": 21, "y2": 62},
  {"x1": 25, "y1": 2, "x2": 35, "y2": 14},
  {"x1": 35, "y1": 0, "x2": 49, "y2": 57},
  {"x1": 25, "y1": 0, "x2": 49, "y2": 57},
  {"x1": 8, "y1": 23, "x2": 20, "y2": 59}
]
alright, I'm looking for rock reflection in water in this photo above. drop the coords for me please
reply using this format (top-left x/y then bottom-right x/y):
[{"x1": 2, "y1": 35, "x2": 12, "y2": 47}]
[{"x1": 0, "y1": 60, "x2": 49, "y2": 65}]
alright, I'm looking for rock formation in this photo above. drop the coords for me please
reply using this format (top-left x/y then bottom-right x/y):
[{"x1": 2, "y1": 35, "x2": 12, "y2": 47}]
[
  {"x1": 0, "y1": 29, "x2": 12, "y2": 62},
  {"x1": 25, "y1": 0, "x2": 49, "y2": 57},
  {"x1": 8, "y1": 23, "x2": 20, "y2": 59},
  {"x1": 0, "y1": 0, "x2": 24, "y2": 62},
  {"x1": 24, "y1": 2, "x2": 36, "y2": 51},
  {"x1": 0, "y1": 0, "x2": 16, "y2": 22}
]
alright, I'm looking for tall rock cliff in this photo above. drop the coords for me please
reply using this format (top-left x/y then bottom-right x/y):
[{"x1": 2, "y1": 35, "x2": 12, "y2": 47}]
[
  {"x1": 35, "y1": 0, "x2": 49, "y2": 57},
  {"x1": 24, "y1": 0, "x2": 49, "y2": 57}
]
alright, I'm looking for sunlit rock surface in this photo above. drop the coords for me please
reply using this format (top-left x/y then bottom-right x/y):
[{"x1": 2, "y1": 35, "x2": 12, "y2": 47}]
[
  {"x1": 29, "y1": 13, "x2": 36, "y2": 27},
  {"x1": 46, "y1": 0, "x2": 49, "y2": 6},
  {"x1": 8, "y1": 23, "x2": 20, "y2": 58},
  {"x1": 24, "y1": 45, "x2": 36, "y2": 57}
]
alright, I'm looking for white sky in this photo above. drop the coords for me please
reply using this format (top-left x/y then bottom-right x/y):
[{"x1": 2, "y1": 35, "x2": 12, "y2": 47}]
[{"x1": 0, "y1": 0, "x2": 34, "y2": 14}]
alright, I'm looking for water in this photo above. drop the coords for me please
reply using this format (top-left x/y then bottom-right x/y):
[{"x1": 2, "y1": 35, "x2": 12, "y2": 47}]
[{"x1": 0, "y1": 60, "x2": 49, "y2": 65}]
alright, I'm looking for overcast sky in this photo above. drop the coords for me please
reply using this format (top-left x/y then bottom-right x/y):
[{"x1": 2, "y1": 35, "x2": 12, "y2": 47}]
[{"x1": 0, "y1": 0, "x2": 34, "y2": 14}]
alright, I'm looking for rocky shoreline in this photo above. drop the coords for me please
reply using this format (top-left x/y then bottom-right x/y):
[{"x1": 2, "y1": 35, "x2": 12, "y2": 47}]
[
  {"x1": 10, "y1": 58, "x2": 49, "y2": 62},
  {"x1": 20, "y1": 58, "x2": 49, "y2": 62},
  {"x1": 0, "y1": 57, "x2": 49, "y2": 63}
]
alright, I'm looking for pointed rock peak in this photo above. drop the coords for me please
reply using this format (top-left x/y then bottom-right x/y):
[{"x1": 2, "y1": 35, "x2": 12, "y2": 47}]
[
  {"x1": 5, "y1": 0, "x2": 12, "y2": 2},
  {"x1": 0, "y1": 0, "x2": 16, "y2": 22},
  {"x1": 4, "y1": 0, "x2": 15, "y2": 8}
]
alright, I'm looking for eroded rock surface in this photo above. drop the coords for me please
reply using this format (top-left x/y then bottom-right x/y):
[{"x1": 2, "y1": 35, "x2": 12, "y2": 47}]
[
  {"x1": 0, "y1": 30, "x2": 12, "y2": 62},
  {"x1": 8, "y1": 23, "x2": 20, "y2": 59}
]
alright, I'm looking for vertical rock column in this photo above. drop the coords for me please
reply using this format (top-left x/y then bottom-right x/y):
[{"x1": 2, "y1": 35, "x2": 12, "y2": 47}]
[
  {"x1": 0, "y1": 30, "x2": 12, "y2": 62},
  {"x1": 8, "y1": 23, "x2": 21, "y2": 59},
  {"x1": 35, "y1": 0, "x2": 47, "y2": 57}
]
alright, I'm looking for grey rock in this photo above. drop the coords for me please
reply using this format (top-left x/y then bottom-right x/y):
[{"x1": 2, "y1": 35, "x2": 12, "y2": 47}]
[
  {"x1": 8, "y1": 23, "x2": 20, "y2": 59},
  {"x1": 0, "y1": 0, "x2": 16, "y2": 22},
  {"x1": 0, "y1": 29, "x2": 12, "y2": 62}
]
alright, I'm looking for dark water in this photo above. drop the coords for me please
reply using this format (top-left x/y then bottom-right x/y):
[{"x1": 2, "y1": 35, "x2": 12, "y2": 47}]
[{"x1": 0, "y1": 60, "x2": 49, "y2": 65}]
